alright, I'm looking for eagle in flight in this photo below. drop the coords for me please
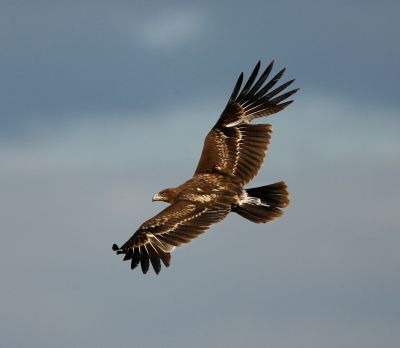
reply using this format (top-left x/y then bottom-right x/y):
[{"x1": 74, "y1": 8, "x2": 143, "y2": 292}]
[{"x1": 112, "y1": 60, "x2": 298, "y2": 274}]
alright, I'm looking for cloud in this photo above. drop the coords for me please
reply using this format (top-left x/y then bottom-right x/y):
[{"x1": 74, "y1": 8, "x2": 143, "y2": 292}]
[
  {"x1": 2, "y1": 93, "x2": 399, "y2": 177},
  {"x1": 2, "y1": 0, "x2": 399, "y2": 138},
  {"x1": 1, "y1": 92, "x2": 399, "y2": 347},
  {"x1": 118, "y1": 8, "x2": 205, "y2": 49},
  {"x1": 142, "y1": 10, "x2": 204, "y2": 48}
]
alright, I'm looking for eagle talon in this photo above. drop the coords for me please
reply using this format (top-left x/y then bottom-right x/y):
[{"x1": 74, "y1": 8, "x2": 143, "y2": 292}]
[{"x1": 112, "y1": 244, "x2": 119, "y2": 251}]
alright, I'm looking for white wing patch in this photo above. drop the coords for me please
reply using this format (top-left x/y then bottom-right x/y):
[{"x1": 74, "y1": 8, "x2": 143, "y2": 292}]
[
  {"x1": 214, "y1": 129, "x2": 229, "y2": 171},
  {"x1": 148, "y1": 235, "x2": 176, "y2": 253},
  {"x1": 232, "y1": 127, "x2": 242, "y2": 174}
]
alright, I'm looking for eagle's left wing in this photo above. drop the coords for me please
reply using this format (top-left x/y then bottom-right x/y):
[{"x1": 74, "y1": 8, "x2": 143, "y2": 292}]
[
  {"x1": 113, "y1": 200, "x2": 230, "y2": 274},
  {"x1": 195, "y1": 61, "x2": 298, "y2": 185}
]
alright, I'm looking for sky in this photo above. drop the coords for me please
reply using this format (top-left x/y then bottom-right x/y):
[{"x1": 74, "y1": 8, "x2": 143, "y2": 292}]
[{"x1": 1, "y1": 0, "x2": 399, "y2": 347}]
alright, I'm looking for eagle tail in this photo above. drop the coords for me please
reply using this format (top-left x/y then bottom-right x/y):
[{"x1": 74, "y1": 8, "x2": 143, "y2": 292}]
[{"x1": 233, "y1": 181, "x2": 290, "y2": 223}]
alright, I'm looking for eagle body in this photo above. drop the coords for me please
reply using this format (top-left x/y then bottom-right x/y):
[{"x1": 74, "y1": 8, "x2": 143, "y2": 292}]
[
  {"x1": 113, "y1": 60, "x2": 298, "y2": 274},
  {"x1": 153, "y1": 173, "x2": 242, "y2": 205}
]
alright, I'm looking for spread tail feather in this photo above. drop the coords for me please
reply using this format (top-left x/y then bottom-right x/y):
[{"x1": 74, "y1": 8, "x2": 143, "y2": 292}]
[{"x1": 233, "y1": 181, "x2": 290, "y2": 223}]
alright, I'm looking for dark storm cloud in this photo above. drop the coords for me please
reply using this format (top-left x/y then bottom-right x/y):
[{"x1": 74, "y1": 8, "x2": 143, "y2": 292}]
[{"x1": 1, "y1": 0, "x2": 399, "y2": 138}]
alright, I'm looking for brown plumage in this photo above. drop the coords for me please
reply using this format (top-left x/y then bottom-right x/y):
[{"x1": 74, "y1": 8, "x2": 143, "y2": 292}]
[{"x1": 112, "y1": 60, "x2": 298, "y2": 274}]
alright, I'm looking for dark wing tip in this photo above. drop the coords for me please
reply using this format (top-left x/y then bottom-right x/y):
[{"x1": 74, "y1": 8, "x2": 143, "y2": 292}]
[
  {"x1": 123, "y1": 248, "x2": 133, "y2": 261},
  {"x1": 264, "y1": 79, "x2": 296, "y2": 100},
  {"x1": 229, "y1": 72, "x2": 244, "y2": 102},
  {"x1": 112, "y1": 243, "x2": 119, "y2": 251},
  {"x1": 236, "y1": 61, "x2": 262, "y2": 101},
  {"x1": 131, "y1": 248, "x2": 140, "y2": 270},
  {"x1": 140, "y1": 246, "x2": 150, "y2": 274},
  {"x1": 276, "y1": 100, "x2": 294, "y2": 109},
  {"x1": 270, "y1": 88, "x2": 300, "y2": 105}
]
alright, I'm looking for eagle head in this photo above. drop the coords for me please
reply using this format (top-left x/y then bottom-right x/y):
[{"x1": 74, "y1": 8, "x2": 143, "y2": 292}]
[{"x1": 152, "y1": 188, "x2": 177, "y2": 203}]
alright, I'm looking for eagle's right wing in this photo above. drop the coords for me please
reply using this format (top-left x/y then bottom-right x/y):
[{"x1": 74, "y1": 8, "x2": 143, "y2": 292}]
[
  {"x1": 195, "y1": 61, "x2": 298, "y2": 185},
  {"x1": 113, "y1": 200, "x2": 230, "y2": 274}
]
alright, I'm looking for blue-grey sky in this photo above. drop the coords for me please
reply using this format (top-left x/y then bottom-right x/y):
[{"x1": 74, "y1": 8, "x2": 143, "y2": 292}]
[{"x1": 1, "y1": 1, "x2": 399, "y2": 347}]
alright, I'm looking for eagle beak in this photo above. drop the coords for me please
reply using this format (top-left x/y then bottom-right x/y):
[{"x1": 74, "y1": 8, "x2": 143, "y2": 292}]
[{"x1": 152, "y1": 193, "x2": 163, "y2": 202}]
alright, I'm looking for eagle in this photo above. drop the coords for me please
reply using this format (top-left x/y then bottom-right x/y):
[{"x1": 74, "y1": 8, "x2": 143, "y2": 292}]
[{"x1": 112, "y1": 60, "x2": 298, "y2": 274}]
